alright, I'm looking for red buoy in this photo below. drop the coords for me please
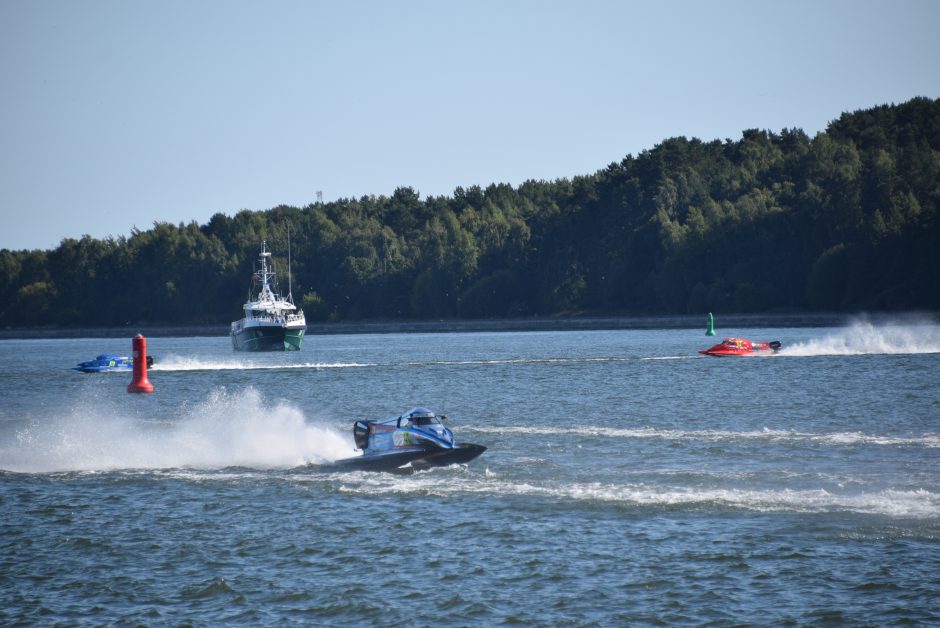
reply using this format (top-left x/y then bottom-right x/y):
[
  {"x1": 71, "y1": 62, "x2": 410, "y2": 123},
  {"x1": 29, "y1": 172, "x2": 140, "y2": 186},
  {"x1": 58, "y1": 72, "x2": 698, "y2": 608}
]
[{"x1": 127, "y1": 334, "x2": 154, "y2": 394}]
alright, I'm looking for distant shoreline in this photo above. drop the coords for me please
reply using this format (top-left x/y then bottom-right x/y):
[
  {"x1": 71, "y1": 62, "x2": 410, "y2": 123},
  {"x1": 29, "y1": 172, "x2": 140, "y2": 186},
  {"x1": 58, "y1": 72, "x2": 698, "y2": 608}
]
[{"x1": 1, "y1": 312, "x2": 933, "y2": 340}]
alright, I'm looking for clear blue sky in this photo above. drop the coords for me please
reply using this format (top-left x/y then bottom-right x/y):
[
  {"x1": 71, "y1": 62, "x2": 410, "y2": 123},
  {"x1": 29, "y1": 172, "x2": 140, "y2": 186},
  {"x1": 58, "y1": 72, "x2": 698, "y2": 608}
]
[{"x1": 2, "y1": 0, "x2": 938, "y2": 251}]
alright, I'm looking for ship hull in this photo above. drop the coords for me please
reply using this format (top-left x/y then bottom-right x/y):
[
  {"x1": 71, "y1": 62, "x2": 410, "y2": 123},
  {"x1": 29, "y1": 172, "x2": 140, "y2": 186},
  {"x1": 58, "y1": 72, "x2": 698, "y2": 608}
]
[{"x1": 231, "y1": 324, "x2": 305, "y2": 351}]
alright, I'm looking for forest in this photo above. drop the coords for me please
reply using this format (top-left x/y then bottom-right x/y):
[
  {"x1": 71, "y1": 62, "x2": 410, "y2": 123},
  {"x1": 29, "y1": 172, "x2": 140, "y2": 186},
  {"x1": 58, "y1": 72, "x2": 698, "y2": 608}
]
[{"x1": 1, "y1": 97, "x2": 938, "y2": 328}]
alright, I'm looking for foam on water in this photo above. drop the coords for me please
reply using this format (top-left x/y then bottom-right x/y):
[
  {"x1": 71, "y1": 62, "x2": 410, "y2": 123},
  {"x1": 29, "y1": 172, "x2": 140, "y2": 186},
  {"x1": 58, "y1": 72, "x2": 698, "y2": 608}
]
[
  {"x1": 464, "y1": 425, "x2": 940, "y2": 448},
  {"x1": 782, "y1": 320, "x2": 940, "y2": 356},
  {"x1": 322, "y1": 471, "x2": 940, "y2": 518},
  {"x1": 403, "y1": 356, "x2": 629, "y2": 367},
  {"x1": 1, "y1": 387, "x2": 352, "y2": 473},
  {"x1": 153, "y1": 357, "x2": 373, "y2": 371},
  {"x1": 153, "y1": 356, "x2": 628, "y2": 371}
]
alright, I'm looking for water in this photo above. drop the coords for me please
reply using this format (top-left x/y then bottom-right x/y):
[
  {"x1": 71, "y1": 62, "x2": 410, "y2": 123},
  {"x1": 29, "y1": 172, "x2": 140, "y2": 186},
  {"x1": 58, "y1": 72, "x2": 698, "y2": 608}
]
[{"x1": 1, "y1": 321, "x2": 938, "y2": 624}]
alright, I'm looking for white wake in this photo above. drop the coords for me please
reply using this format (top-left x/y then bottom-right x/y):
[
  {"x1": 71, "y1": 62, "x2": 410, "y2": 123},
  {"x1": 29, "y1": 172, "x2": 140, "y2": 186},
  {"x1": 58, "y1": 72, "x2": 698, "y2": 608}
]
[
  {"x1": 310, "y1": 471, "x2": 940, "y2": 518},
  {"x1": 782, "y1": 320, "x2": 940, "y2": 356},
  {"x1": 1, "y1": 387, "x2": 351, "y2": 473},
  {"x1": 463, "y1": 425, "x2": 940, "y2": 448},
  {"x1": 152, "y1": 357, "x2": 373, "y2": 371}
]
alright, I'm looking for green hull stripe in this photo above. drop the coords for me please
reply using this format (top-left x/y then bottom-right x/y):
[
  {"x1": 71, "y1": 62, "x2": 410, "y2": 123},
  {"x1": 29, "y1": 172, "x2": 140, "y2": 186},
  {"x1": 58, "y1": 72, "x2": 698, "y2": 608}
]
[{"x1": 232, "y1": 327, "x2": 305, "y2": 352}]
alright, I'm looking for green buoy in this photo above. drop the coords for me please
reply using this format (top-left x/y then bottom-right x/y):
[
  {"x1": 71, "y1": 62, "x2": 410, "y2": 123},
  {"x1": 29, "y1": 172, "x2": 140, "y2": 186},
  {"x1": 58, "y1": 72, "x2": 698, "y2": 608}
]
[{"x1": 706, "y1": 312, "x2": 715, "y2": 336}]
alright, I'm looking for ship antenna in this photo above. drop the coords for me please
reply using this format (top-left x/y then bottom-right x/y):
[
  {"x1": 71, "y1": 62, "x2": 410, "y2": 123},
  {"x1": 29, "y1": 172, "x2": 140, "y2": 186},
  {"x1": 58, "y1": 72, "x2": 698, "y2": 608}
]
[{"x1": 287, "y1": 223, "x2": 293, "y2": 304}]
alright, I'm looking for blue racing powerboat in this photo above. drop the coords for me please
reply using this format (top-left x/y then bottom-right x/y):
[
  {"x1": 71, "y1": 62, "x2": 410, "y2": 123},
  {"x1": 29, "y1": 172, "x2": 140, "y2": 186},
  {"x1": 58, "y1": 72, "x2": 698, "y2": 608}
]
[
  {"x1": 331, "y1": 407, "x2": 486, "y2": 473},
  {"x1": 73, "y1": 354, "x2": 154, "y2": 373}
]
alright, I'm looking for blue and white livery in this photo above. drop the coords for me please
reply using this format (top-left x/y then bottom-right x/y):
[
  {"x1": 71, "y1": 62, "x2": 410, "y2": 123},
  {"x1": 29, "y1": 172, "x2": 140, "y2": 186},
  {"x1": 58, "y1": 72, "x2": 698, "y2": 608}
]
[
  {"x1": 331, "y1": 407, "x2": 486, "y2": 472},
  {"x1": 73, "y1": 353, "x2": 154, "y2": 373}
]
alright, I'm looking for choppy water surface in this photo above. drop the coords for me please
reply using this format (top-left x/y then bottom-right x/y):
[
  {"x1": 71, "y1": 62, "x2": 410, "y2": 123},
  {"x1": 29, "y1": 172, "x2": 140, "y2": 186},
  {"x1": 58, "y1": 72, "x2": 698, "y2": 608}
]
[{"x1": 1, "y1": 321, "x2": 938, "y2": 624}]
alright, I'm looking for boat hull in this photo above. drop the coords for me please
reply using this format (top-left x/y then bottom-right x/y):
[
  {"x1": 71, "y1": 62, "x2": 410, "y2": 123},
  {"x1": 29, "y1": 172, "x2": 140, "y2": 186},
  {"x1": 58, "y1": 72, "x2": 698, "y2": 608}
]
[
  {"x1": 698, "y1": 346, "x2": 766, "y2": 356},
  {"x1": 73, "y1": 355, "x2": 153, "y2": 372},
  {"x1": 699, "y1": 338, "x2": 781, "y2": 357},
  {"x1": 231, "y1": 325, "x2": 304, "y2": 351},
  {"x1": 74, "y1": 365, "x2": 132, "y2": 373},
  {"x1": 329, "y1": 443, "x2": 487, "y2": 473}
]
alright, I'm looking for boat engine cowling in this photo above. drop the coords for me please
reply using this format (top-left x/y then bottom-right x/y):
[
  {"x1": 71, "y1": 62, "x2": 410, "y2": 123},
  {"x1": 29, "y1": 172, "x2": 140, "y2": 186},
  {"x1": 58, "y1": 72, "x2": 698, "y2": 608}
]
[{"x1": 353, "y1": 420, "x2": 370, "y2": 450}]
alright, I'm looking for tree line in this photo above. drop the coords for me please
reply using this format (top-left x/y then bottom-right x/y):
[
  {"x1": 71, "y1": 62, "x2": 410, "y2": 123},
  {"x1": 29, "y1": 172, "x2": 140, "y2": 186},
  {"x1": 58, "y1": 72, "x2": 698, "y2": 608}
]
[{"x1": 2, "y1": 97, "x2": 938, "y2": 328}]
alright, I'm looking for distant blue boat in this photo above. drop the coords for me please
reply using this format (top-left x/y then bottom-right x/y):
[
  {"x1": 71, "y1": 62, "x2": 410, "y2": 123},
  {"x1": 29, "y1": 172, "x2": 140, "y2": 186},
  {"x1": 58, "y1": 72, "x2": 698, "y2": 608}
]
[{"x1": 73, "y1": 354, "x2": 154, "y2": 373}]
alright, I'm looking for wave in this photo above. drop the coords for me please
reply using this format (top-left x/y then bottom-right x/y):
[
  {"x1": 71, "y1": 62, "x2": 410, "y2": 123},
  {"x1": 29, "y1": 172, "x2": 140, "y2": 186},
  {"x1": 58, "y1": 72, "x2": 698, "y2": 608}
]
[
  {"x1": 152, "y1": 357, "x2": 373, "y2": 371},
  {"x1": 0, "y1": 388, "x2": 353, "y2": 473},
  {"x1": 91, "y1": 465, "x2": 939, "y2": 518},
  {"x1": 313, "y1": 472, "x2": 940, "y2": 518},
  {"x1": 404, "y1": 356, "x2": 627, "y2": 367},
  {"x1": 152, "y1": 356, "x2": 629, "y2": 371},
  {"x1": 463, "y1": 425, "x2": 940, "y2": 448},
  {"x1": 782, "y1": 320, "x2": 940, "y2": 356}
]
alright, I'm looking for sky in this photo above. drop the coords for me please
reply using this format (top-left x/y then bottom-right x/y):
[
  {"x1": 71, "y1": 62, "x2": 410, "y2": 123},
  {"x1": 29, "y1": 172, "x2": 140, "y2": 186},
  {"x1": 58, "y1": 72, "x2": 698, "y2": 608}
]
[{"x1": 1, "y1": 1, "x2": 939, "y2": 251}]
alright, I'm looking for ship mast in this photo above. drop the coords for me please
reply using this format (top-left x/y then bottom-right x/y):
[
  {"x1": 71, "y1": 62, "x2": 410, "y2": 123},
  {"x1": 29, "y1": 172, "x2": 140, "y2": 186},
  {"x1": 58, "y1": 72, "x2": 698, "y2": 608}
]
[
  {"x1": 287, "y1": 224, "x2": 294, "y2": 304},
  {"x1": 259, "y1": 240, "x2": 274, "y2": 301}
]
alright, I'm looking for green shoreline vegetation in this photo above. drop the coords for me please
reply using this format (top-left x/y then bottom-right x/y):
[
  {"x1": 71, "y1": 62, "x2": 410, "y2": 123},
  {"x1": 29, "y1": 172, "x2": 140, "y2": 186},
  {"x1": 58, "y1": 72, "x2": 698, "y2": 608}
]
[{"x1": 2, "y1": 98, "x2": 938, "y2": 331}]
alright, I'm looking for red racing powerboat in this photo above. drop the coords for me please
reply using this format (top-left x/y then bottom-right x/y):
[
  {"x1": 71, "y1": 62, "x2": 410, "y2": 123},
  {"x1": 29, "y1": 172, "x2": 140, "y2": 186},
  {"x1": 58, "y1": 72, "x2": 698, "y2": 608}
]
[{"x1": 699, "y1": 337, "x2": 782, "y2": 357}]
